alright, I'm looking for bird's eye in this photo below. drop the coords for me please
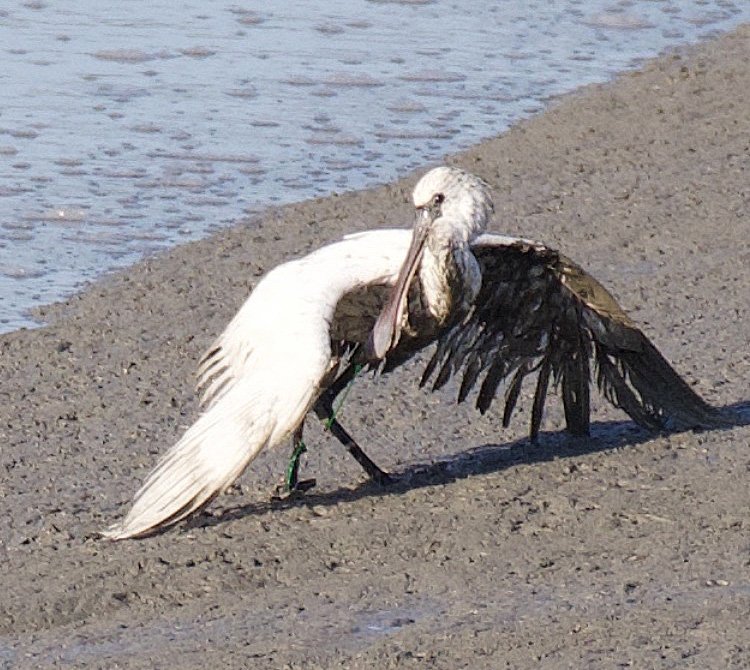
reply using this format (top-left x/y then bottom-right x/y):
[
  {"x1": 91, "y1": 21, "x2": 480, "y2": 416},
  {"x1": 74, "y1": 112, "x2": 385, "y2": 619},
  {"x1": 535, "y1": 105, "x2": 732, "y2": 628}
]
[{"x1": 432, "y1": 193, "x2": 444, "y2": 206}]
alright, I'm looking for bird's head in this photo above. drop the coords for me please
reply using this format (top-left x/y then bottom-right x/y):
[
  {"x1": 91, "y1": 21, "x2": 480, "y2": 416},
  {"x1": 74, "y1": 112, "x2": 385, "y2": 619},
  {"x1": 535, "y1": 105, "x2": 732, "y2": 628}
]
[
  {"x1": 366, "y1": 166, "x2": 494, "y2": 361},
  {"x1": 411, "y1": 165, "x2": 494, "y2": 243}
]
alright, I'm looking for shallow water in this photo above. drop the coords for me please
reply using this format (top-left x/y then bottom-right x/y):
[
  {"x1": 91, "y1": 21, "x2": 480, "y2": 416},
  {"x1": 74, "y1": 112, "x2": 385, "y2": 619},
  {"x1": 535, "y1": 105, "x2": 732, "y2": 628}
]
[{"x1": 1, "y1": 0, "x2": 748, "y2": 332}]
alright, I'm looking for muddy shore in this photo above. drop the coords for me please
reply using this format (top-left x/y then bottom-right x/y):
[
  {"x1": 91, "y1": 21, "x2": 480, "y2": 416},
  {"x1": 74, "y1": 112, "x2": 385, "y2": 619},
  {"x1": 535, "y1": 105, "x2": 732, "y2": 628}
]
[{"x1": 1, "y1": 26, "x2": 749, "y2": 669}]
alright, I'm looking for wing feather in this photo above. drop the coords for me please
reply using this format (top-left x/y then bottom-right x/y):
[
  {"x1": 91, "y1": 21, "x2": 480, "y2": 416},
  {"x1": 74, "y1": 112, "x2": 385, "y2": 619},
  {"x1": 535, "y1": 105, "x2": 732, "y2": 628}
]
[
  {"x1": 530, "y1": 358, "x2": 552, "y2": 441},
  {"x1": 503, "y1": 362, "x2": 529, "y2": 428},
  {"x1": 423, "y1": 235, "x2": 727, "y2": 438}
]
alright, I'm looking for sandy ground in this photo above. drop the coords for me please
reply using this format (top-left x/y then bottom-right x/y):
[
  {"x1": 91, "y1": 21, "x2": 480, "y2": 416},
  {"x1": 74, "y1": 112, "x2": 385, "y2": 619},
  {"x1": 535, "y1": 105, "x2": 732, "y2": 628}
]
[{"x1": 1, "y1": 26, "x2": 749, "y2": 669}]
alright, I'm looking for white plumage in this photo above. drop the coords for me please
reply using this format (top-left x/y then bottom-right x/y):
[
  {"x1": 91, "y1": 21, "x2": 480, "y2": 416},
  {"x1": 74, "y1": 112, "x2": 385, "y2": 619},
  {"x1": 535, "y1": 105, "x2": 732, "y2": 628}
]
[{"x1": 103, "y1": 229, "x2": 412, "y2": 539}]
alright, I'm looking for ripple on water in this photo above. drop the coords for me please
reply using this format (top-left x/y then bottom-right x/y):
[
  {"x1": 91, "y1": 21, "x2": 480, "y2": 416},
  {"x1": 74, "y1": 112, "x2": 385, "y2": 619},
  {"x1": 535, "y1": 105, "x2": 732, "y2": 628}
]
[
  {"x1": 59, "y1": 230, "x2": 133, "y2": 246},
  {"x1": 229, "y1": 8, "x2": 268, "y2": 25},
  {"x1": 179, "y1": 46, "x2": 216, "y2": 59},
  {"x1": 92, "y1": 49, "x2": 176, "y2": 64},
  {"x1": 0, "y1": 128, "x2": 39, "y2": 139},
  {"x1": 224, "y1": 87, "x2": 258, "y2": 98},
  {"x1": 583, "y1": 12, "x2": 656, "y2": 30},
  {"x1": 386, "y1": 99, "x2": 427, "y2": 113},
  {"x1": 53, "y1": 157, "x2": 83, "y2": 167},
  {"x1": 366, "y1": 0, "x2": 435, "y2": 4},
  {"x1": 135, "y1": 177, "x2": 206, "y2": 190},
  {"x1": 346, "y1": 20, "x2": 372, "y2": 29},
  {"x1": 0, "y1": 231, "x2": 33, "y2": 241},
  {"x1": 184, "y1": 196, "x2": 231, "y2": 207},
  {"x1": 322, "y1": 158, "x2": 371, "y2": 171},
  {"x1": 0, "y1": 265, "x2": 48, "y2": 280},
  {"x1": 399, "y1": 69, "x2": 467, "y2": 83},
  {"x1": 129, "y1": 123, "x2": 163, "y2": 134},
  {"x1": 0, "y1": 186, "x2": 34, "y2": 196},
  {"x1": 284, "y1": 75, "x2": 317, "y2": 87},
  {"x1": 93, "y1": 84, "x2": 152, "y2": 102},
  {"x1": 311, "y1": 88, "x2": 339, "y2": 98},
  {"x1": 146, "y1": 152, "x2": 260, "y2": 164},
  {"x1": 22, "y1": 208, "x2": 87, "y2": 223},
  {"x1": 98, "y1": 168, "x2": 149, "y2": 179},
  {"x1": 237, "y1": 165, "x2": 266, "y2": 176},
  {"x1": 315, "y1": 23, "x2": 345, "y2": 35},
  {"x1": 181, "y1": 164, "x2": 216, "y2": 175},
  {"x1": 324, "y1": 73, "x2": 384, "y2": 88},
  {"x1": 686, "y1": 11, "x2": 733, "y2": 27},
  {"x1": 374, "y1": 128, "x2": 459, "y2": 140},
  {"x1": 305, "y1": 132, "x2": 363, "y2": 146},
  {"x1": 447, "y1": 90, "x2": 517, "y2": 102}
]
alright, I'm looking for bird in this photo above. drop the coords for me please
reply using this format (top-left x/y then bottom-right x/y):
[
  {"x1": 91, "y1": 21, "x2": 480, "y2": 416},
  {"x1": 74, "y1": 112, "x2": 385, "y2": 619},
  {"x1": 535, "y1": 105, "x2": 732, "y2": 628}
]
[{"x1": 103, "y1": 166, "x2": 727, "y2": 540}]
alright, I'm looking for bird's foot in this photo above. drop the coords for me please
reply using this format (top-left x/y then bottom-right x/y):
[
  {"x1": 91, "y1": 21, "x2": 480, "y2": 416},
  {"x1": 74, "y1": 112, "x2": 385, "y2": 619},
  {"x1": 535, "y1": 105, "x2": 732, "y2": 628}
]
[
  {"x1": 369, "y1": 468, "x2": 394, "y2": 487},
  {"x1": 272, "y1": 477, "x2": 317, "y2": 501},
  {"x1": 272, "y1": 437, "x2": 316, "y2": 500}
]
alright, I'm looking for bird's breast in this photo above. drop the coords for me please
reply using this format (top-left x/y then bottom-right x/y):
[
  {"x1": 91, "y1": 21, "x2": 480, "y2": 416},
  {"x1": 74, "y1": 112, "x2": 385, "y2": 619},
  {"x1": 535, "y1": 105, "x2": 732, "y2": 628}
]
[{"x1": 416, "y1": 244, "x2": 481, "y2": 328}]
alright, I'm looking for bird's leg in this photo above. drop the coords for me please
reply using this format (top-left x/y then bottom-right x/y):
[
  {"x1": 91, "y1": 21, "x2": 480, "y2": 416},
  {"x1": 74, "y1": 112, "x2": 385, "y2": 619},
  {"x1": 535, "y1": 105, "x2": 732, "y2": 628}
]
[
  {"x1": 315, "y1": 363, "x2": 392, "y2": 485},
  {"x1": 274, "y1": 424, "x2": 316, "y2": 499},
  {"x1": 317, "y1": 409, "x2": 393, "y2": 485},
  {"x1": 285, "y1": 425, "x2": 308, "y2": 490},
  {"x1": 321, "y1": 362, "x2": 361, "y2": 430}
]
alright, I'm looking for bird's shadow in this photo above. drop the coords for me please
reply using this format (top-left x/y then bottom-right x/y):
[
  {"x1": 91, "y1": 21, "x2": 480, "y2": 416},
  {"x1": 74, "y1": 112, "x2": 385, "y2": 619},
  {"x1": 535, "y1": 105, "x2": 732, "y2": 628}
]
[{"x1": 188, "y1": 400, "x2": 750, "y2": 533}]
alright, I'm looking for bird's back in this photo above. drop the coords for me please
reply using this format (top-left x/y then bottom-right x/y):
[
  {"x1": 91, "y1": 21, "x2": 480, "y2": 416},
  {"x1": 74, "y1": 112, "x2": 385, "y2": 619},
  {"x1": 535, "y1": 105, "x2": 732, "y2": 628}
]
[{"x1": 197, "y1": 229, "x2": 412, "y2": 415}]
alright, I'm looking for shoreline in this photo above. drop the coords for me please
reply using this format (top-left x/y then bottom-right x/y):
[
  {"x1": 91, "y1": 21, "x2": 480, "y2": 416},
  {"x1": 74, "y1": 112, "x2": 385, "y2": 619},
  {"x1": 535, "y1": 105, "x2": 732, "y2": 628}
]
[{"x1": 1, "y1": 25, "x2": 749, "y2": 668}]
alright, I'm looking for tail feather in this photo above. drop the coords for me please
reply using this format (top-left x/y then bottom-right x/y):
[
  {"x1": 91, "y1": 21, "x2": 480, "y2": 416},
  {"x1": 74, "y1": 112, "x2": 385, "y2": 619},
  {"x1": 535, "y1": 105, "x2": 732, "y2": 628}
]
[{"x1": 103, "y1": 385, "x2": 276, "y2": 540}]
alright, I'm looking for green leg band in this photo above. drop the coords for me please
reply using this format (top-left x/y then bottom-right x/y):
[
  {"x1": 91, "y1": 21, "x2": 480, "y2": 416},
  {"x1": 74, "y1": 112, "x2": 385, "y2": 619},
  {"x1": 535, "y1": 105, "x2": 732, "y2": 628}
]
[{"x1": 285, "y1": 439, "x2": 307, "y2": 490}]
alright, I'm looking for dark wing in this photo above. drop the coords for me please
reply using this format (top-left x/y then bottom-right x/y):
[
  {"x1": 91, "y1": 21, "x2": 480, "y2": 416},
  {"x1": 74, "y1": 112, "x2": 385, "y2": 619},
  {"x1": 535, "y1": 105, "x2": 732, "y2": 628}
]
[{"x1": 421, "y1": 236, "x2": 726, "y2": 440}]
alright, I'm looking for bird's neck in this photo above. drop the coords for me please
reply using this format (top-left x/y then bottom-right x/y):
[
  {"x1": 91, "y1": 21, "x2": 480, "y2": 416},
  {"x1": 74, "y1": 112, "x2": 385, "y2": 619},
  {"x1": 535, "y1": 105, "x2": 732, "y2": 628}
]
[{"x1": 419, "y1": 236, "x2": 481, "y2": 325}]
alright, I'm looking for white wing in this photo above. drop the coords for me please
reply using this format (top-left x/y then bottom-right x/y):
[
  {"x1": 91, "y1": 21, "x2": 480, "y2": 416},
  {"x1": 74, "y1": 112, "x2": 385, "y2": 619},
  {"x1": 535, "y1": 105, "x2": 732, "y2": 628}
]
[{"x1": 104, "y1": 229, "x2": 411, "y2": 539}]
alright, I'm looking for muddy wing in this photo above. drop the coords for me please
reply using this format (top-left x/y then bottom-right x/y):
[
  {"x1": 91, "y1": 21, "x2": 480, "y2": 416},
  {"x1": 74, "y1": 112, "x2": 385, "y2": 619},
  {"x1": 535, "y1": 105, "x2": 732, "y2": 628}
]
[{"x1": 422, "y1": 238, "x2": 726, "y2": 439}]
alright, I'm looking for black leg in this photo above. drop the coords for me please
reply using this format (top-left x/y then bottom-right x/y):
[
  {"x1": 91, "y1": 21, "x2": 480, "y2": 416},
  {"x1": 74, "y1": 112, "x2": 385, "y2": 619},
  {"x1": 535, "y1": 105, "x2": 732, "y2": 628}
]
[
  {"x1": 313, "y1": 396, "x2": 392, "y2": 486},
  {"x1": 277, "y1": 360, "x2": 391, "y2": 489},
  {"x1": 324, "y1": 360, "x2": 361, "y2": 400}
]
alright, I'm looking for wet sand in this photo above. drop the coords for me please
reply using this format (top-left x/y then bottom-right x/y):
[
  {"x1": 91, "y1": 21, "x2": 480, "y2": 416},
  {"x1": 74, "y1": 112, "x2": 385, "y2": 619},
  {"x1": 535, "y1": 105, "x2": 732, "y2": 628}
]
[{"x1": 1, "y1": 26, "x2": 749, "y2": 669}]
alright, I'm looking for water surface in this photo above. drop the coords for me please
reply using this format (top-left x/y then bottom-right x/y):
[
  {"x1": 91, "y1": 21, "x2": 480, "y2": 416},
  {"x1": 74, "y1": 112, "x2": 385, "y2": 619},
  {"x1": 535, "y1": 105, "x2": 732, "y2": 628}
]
[{"x1": 1, "y1": 0, "x2": 748, "y2": 331}]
